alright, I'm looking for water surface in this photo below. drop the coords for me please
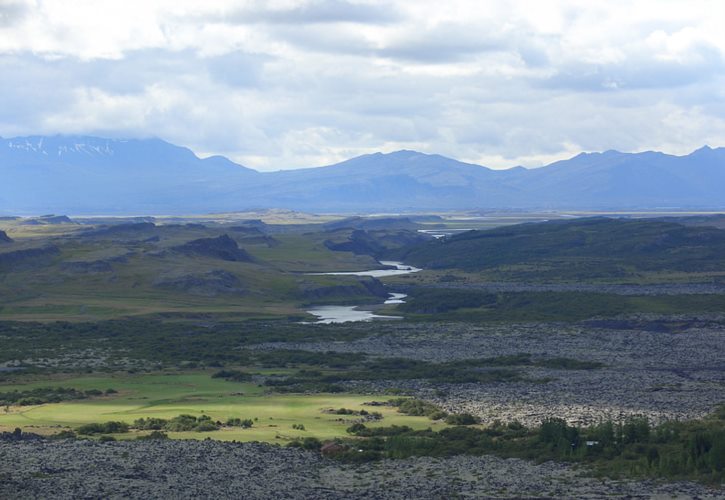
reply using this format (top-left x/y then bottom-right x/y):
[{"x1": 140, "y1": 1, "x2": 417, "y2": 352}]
[
  {"x1": 304, "y1": 305, "x2": 402, "y2": 324},
  {"x1": 304, "y1": 261, "x2": 417, "y2": 323},
  {"x1": 309, "y1": 261, "x2": 421, "y2": 278}
]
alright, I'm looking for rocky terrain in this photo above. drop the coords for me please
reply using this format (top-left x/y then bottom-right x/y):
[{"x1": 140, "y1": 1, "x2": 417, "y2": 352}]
[
  {"x1": 0, "y1": 435, "x2": 720, "y2": 499},
  {"x1": 252, "y1": 317, "x2": 725, "y2": 426},
  {"x1": 429, "y1": 281, "x2": 725, "y2": 296}
]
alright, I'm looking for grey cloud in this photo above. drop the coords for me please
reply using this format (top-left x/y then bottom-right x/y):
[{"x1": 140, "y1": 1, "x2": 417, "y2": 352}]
[
  {"x1": 541, "y1": 44, "x2": 725, "y2": 92},
  {"x1": 269, "y1": 21, "x2": 512, "y2": 64},
  {"x1": 221, "y1": 0, "x2": 400, "y2": 25},
  {"x1": 266, "y1": 24, "x2": 375, "y2": 57},
  {"x1": 0, "y1": 1, "x2": 27, "y2": 27},
  {"x1": 376, "y1": 25, "x2": 507, "y2": 63},
  {"x1": 0, "y1": 55, "x2": 76, "y2": 132},
  {"x1": 0, "y1": 49, "x2": 269, "y2": 96},
  {"x1": 204, "y1": 51, "x2": 271, "y2": 88}
]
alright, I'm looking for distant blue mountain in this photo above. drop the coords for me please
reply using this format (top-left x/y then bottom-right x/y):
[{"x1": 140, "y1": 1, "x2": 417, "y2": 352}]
[
  {"x1": 1, "y1": 135, "x2": 724, "y2": 214},
  {"x1": 0, "y1": 136, "x2": 258, "y2": 214}
]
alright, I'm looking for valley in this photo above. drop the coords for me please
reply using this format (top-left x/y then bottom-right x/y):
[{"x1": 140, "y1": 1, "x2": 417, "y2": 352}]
[{"x1": 1, "y1": 211, "x2": 724, "y2": 497}]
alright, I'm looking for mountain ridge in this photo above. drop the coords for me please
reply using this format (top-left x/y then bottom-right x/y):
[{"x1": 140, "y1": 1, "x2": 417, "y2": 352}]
[{"x1": 1, "y1": 135, "x2": 724, "y2": 214}]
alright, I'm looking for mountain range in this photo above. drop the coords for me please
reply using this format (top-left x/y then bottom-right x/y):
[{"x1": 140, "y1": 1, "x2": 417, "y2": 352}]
[{"x1": 1, "y1": 135, "x2": 724, "y2": 214}]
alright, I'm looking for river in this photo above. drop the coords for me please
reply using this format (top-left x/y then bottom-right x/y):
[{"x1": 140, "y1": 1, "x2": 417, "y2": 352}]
[{"x1": 304, "y1": 261, "x2": 419, "y2": 324}]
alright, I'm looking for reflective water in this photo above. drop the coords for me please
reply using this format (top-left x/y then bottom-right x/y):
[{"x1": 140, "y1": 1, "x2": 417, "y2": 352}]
[
  {"x1": 304, "y1": 305, "x2": 402, "y2": 324},
  {"x1": 305, "y1": 261, "x2": 417, "y2": 323},
  {"x1": 309, "y1": 261, "x2": 421, "y2": 278},
  {"x1": 384, "y1": 293, "x2": 407, "y2": 304}
]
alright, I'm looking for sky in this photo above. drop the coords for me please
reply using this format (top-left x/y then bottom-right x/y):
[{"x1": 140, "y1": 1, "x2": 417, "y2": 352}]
[{"x1": 1, "y1": 0, "x2": 724, "y2": 171}]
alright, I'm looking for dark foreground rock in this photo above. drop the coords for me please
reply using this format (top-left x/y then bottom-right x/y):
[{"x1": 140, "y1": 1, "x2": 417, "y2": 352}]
[{"x1": 0, "y1": 438, "x2": 721, "y2": 499}]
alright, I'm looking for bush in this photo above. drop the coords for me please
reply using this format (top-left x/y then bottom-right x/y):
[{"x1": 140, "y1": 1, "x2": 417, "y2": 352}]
[
  {"x1": 391, "y1": 398, "x2": 444, "y2": 418},
  {"x1": 165, "y1": 414, "x2": 199, "y2": 432},
  {"x1": 226, "y1": 417, "x2": 253, "y2": 428},
  {"x1": 77, "y1": 421, "x2": 129, "y2": 435},
  {"x1": 287, "y1": 437, "x2": 322, "y2": 451},
  {"x1": 445, "y1": 413, "x2": 480, "y2": 426},
  {"x1": 51, "y1": 430, "x2": 77, "y2": 440},
  {"x1": 195, "y1": 421, "x2": 219, "y2": 432},
  {"x1": 133, "y1": 417, "x2": 168, "y2": 430}
]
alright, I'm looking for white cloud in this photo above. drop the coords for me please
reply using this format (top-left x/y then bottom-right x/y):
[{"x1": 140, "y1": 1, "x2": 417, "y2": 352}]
[{"x1": 1, "y1": 0, "x2": 724, "y2": 170}]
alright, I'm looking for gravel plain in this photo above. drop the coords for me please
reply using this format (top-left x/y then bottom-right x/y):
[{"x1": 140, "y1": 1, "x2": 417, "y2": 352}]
[
  {"x1": 252, "y1": 316, "x2": 725, "y2": 426},
  {"x1": 1, "y1": 435, "x2": 721, "y2": 499}
]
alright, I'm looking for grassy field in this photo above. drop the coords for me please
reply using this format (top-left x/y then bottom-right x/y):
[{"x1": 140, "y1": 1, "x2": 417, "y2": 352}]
[
  {"x1": 0, "y1": 221, "x2": 388, "y2": 321},
  {"x1": 0, "y1": 372, "x2": 447, "y2": 442}
]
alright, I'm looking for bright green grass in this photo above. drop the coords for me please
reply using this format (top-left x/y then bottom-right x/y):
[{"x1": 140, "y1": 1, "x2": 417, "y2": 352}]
[{"x1": 0, "y1": 372, "x2": 447, "y2": 442}]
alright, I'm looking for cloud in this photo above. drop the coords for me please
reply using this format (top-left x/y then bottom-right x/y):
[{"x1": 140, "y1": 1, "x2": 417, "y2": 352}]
[
  {"x1": 1, "y1": 0, "x2": 725, "y2": 170},
  {"x1": 0, "y1": 0, "x2": 28, "y2": 27},
  {"x1": 222, "y1": 0, "x2": 401, "y2": 25},
  {"x1": 375, "y1": 23, "x2": 507, "y2": 63}
]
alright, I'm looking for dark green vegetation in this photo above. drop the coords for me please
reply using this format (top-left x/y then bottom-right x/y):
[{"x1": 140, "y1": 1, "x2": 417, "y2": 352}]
[
  {"x1": 77, "y1": 421, "x2": 130, "y2": 435},
  {"x1": 401, "y1": 288, "x2": 725, "y2": 322},
  {"x1": 0, "y1": 320, "x2": 599, "y2": 381},
  {"x1": 77, "y1": 414, "x2": 252, "y2": 435},
  {"x1": 332, "y1": 409, "x2": 725, "y2": 483},
  {"x1": 0, "y1": 320, "x2": 369, "y2": 370},
  {"x1": 0, "y1": 386, "x2": 113, "y2": 406},
  {"x1": 401, "y1": 217, "x2": 725, "y2": 282},
  {"x1": 258, "y1": 356, "x2": 527, "y2": 392}
]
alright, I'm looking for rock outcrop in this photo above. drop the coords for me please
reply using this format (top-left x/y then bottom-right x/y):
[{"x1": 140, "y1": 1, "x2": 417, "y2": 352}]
[
  {"x1": 0, "y1": 245, "x2": 60, "y2": 269},
  {"x1": 173, "y1": 234, "x2": 253, "y2": 262}
]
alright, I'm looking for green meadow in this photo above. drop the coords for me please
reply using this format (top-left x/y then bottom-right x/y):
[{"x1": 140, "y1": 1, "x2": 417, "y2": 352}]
[{"x1": 0, "y1": 372, "x2": 447, "y2": 442}]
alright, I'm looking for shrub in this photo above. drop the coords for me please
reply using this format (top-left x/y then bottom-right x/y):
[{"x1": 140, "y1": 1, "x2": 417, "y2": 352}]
[
  {"x1": 195, "y1": 421, "x2": 219, "y2": 432},
  {"x1": 445, "y1": 413, "x2": 480, "y2": 426},
  {"x1": 77, "y1": 421, "x2": 129, "y2": 435},
  {"x1": 287, "y1": 437, "x2": 322, "y2": 451},
  {"x1": 226, "y1": 417, "x2": 253, "y2": 428},
  {"x1": 165, "y1": 414, "x2": 199, "y2": 432},
  {"x1": 133, "y1": 417, "x2": 168, "y2": 430}
]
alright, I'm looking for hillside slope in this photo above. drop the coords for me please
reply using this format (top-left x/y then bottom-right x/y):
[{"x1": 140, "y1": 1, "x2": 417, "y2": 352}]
[{"x1": 400, "y1": 218, "x2": 725, "y2": 280}]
